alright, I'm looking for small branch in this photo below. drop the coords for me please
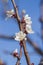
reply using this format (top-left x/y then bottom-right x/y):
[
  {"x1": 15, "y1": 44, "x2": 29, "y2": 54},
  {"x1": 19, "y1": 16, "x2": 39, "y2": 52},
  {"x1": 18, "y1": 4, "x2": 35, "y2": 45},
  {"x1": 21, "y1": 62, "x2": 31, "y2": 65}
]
[
  {"x1": 0, "y1": 35, "x2": 14, "y2": 40},
  {"x1": 27, "y1": 36, "x2": 43, "y2": 56},
  {"x1": 11, "y1": 0, "x2": 32, "y2": 65},
  {"x1": 11, "y1": 0, "x2": 21, "y2": 22},
  {"x1": 11, "y1": 0, "x2": 21, "y2": 30},
  {"x1": 19, "y1": 46, "x2": 22, "y2": 58},
  {"x1": 22, "y1": 40, "x2": 31, "y2": 65},
  {"x1": 16, "y1": 57, "x2": 20, "y2": 65},
  {"x1": 16, "y1": 46, "x2": 22, "y2": 65}
]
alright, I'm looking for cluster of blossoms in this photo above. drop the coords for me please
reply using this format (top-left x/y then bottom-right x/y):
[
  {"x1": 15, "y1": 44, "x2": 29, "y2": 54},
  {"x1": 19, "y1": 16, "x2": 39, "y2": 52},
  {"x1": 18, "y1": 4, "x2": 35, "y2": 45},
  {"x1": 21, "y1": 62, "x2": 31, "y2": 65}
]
[
  {"x1": 15, "y1": 31, "x2": 26, "y2": 41},
  {"x1": 5, "y1": 9, "x2": 34, "y2": 41},
  {"x1": 5, "y1": 10, "x2": 34, "y2": 58},
  {"x1": 6, "y1": 9, "x2": 14, "y2": 18},
  {"x1": 24, "y1": 14, "x2": 34, "y2": 34},
  {"x1": 15, "y1": 14, "x2": 34, "y2": 42}
]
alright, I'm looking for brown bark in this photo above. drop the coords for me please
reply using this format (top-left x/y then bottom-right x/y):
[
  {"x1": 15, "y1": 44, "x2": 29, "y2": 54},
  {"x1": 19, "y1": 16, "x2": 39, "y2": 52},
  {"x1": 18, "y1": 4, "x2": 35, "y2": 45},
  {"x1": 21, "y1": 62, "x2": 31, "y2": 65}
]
[
  {"x1": 11, "y1": 0, "x2": 31, "y2": 65},
  {"x1": 16, "y1": 46, "x2": 22, "y2": 65},
  {"x1": 11, "y1": 0, "x2": 21, "y2": 22},
  {"x1": 22, "y1": 40, "x2": 31, "y2": 65}
]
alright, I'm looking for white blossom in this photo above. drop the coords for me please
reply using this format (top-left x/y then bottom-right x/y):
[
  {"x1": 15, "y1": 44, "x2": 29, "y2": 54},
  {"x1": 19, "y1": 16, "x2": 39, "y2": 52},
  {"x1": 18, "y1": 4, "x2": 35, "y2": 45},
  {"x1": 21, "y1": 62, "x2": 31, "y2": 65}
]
[
  {"x1": 26, "y1": 24, "x2": 34, "y2": 34},
  {"x1": 5, "y1": 9, "x2": 14, "y2": 20},
  {"x1": 15, "y1": 31, "x2": 26, "y2": 41},
  {"x1": 13, "y1": 49, "x2": 18, "y2": 54},
  {"x1": 6, "y1": 9, "x2": 14, "y2": 18},
  {"x1": 24, "y1": 14, "x2": 32, "y2": 25},
  {"x1": 24, "y1": 14, "x2": 34, "y2": 34}
]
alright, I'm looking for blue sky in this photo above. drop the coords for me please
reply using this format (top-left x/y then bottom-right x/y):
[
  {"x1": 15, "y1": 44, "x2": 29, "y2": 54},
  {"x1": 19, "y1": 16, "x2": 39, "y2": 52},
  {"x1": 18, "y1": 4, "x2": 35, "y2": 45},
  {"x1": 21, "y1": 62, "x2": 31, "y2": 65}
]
[{"x1": 0, "y1": 0, "x2": 42, "y2": 65}]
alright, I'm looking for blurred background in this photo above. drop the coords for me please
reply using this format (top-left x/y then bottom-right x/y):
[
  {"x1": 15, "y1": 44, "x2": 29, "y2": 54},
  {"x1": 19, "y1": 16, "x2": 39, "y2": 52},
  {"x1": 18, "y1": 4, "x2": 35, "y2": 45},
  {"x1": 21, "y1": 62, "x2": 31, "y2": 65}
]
[{"x1": 0, "y1": 0, "x2": 43, "y2": 65}]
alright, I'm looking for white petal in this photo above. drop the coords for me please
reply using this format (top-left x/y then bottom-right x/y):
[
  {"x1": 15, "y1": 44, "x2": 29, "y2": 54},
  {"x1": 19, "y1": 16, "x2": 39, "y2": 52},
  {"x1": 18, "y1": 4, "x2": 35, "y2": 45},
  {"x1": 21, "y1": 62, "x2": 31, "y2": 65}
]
[
  {"x1": 25, "y1": 14, "x2": 28, "y2": 18},
  {"x1": 15, "y1": 37, "x2": 20, "y2": 41},
  {"x1": 11, "y1": 9, "x2": 14, "y2": 12},
  {"x1": 24, "y1": 14, "x2": 31, "y2": 20},
  {"x1": 25, "y1": 22, "x2": 32, "y2": 25},
  {"x1": 6, "y1": 9, "x2": 14, "y2": 16},
  {"x1": 6, "y1": 14, "x2": 12, "y2": 17},
  {"x1": 15, "y1": 31, "x2": 26, "y2": 41},
  {"x1": 24, "y1": 17, "x2": 31, "y2": 21},
  {"x1": 26, "y1": 28, "x2": 34, "y2": 34},
  {"x1": 6, "y1": 11, "x2": 10, "y2": 13},
  {"x1": 13, "y1": 49, "x2": 18, "y2": 53},
  {"x1": 15, "y1": 49, "x2": 18, "y2": 53},
  {"x1": 25, "y1": 38, "x2": 27, "y2": 40},
  {"x1": 28, "y1": 31, "x2": 34, "y2": 34},
  {"x1": 26, "y1": 25, "x2": 32, "y2": 29},
  {"x1": 24, "y1": 14, "x2": 32, "y2": 25}
]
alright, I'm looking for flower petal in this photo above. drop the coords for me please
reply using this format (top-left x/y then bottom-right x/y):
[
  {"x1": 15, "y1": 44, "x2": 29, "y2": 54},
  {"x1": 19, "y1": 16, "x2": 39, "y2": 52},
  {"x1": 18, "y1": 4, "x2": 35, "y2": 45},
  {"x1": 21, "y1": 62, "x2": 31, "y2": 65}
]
[{"x1": 15, "y1": 31, "x2": 26, "y2": 41}]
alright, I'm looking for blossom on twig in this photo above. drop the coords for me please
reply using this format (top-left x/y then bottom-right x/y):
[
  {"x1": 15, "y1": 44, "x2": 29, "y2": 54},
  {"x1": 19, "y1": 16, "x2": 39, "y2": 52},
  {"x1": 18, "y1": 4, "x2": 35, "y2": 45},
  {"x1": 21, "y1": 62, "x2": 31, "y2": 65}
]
[
  {"x1": 5, "y1": 9, "x2": 17, "y2": 20},
  {"x1": 15, "y1": 31, "x2": 26, "y2": 41},
  {"x1": 13, "y1": 49, "x2": 18, "y2": 53},
  {"x1": 5, "y1": 9, "x2": 14, "y2": 20},
  {"x1": 24, "y1": 14, "x2": 32, "y2": 25},
  {"x1": 26, "y1": 24, "x2": 34, "y2": 34},
  {"x1": 6, "y1": 9, "x2": 14, "y2": 17},
  {"x1": 24, "y1": 14, "x2": 34, "y2": 34},
  {"x1": 13, "y1": 49, "x2": 19, "y2": 57}
]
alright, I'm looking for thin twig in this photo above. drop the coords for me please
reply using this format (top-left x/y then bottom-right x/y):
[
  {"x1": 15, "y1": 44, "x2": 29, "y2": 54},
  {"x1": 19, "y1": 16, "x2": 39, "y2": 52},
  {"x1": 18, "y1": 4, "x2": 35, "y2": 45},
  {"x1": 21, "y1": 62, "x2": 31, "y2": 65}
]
[
  {"x1": 27, "y1": 36, "x2": 43, "y2": 56},
  {"x1": 11, "y1": 0, "x2": 21, "y2": 30},
  {"x1": 0, "y1": 35, "x2": 14, "y2": 40},
  {"x1": 11, "y1": 0, "x2": 21, "y2": 22},
  {"x1": 22, "y1": 40, "x2": 31, "y2": 65},
  {"x1": 16, "y1": 46, "x2": 22, "y2": 65}
]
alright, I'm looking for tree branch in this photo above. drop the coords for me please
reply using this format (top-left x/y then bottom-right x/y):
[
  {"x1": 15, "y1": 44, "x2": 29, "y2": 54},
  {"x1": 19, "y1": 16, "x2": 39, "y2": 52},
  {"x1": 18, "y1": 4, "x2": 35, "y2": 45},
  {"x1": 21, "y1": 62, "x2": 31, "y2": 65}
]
[
  {"x1": 0, "y1": 35, "x2": 14, "y2": 40},
  {"x1": 27, "y1": 36, "x2": 43, "y2": 56},
  {"x1": 11, "y1": 0, "x2": 31, "y2": 65},
  {"x1": 11, "y1": 0, "x2": 21, "y2": 22},
  {"x1": 22, "y1": 40, "x2": 31, "y2": 65},
  {"x1": 16, "y1": 46, "x2": 22, "y2": 65}
]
